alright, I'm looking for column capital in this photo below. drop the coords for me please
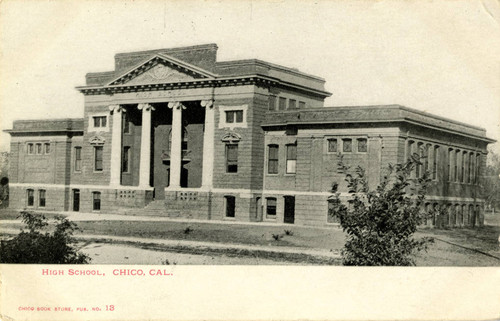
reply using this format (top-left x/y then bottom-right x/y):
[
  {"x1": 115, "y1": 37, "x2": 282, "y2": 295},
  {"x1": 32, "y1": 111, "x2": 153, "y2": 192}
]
[
  {"x1": 200, "y1": 100, "x2": 214, "y2": 109},
  {"x1": 109, "y1": 104, "x2": 125, "y2": 113},
  {"x1": 167, "y1": 101, "x2": 186, "y2": 110},
  {"x1": 138, "y1": 103, "x2": 155, "y2": 112}
]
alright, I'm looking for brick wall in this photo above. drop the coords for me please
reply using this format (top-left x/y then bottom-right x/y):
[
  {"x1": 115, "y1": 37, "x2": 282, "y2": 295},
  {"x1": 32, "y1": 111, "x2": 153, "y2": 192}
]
[
  {"x1": 82, "y1": 105, "x2": 112, "y2": 186},
  {"x1": 212, "y1": 96, "x2": 256, "y2": 190}
]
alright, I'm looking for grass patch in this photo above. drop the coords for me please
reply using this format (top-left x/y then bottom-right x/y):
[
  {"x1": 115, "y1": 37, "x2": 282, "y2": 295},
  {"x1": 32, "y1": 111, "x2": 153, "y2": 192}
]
[
  {"x1": 75, "y1": 220, "x2": 346, "y2": 250},
  {"x1": 0, "y1": 209, "x2": 67, "y2": 220}
]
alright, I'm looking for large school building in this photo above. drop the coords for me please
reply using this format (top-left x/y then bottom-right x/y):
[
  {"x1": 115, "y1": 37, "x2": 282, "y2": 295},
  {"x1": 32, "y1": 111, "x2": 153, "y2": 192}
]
[{"x1": 6, "y1": 44, "x2": 494, "y2": 227}]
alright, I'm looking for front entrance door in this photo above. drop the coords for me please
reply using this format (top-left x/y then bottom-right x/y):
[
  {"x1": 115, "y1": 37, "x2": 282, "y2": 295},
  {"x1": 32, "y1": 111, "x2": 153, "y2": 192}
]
[
  {"x1": 73, "y1": 189, "x2": 80, "y2": 212},
  {"x1": 284, "y1": 196, "x2": 295, "y2": 224}
]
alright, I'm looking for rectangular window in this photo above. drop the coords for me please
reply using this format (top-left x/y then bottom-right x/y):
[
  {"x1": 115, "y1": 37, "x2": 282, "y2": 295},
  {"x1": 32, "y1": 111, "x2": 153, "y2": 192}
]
[
  {"x1": 225, "y1": 110, "x2": 243, "y2": 123},
  {"x1": 235, "y1": 110, "x2": 243, "y2": 123},
  {"x1": 74, "y1": 147, "x2": 82, "y2": 172},
  {"x1": 289, "y1": 99, "x2": 297, "y2": 109},
  {"x1": 123, "y1": 113, "x2": 130, "y2": 134},
  {"x1": 36, "y1": 143, "x2": 42, "y2": 155},
  {"x1": 226, "y1": 144, "x2": 238, "y2": 173},
  {"x1": 266, "y1": 197, "x2": 277, "y2": 217},
  {"x1": 455, "y1": 150, "x2": 460, "y2": 182},
  {"x1": 279, "y1": 97, "x2": 287, "y2": 110},
  {"x1": 475, "y1": 154, "x2": 480, "y2": 184},
  {"x1": 357, "y1": 138, "x2": 367, "y2": 153},
  {"x1": 463, "y1": 151, "x2": 468, "y2": 183},
  {"x1": 286, "y1": 144, "x2": 297, "y2": 174},
  {"x1": 423, "y1": 144, "x2": 429, "y2": 174},
  {"x1": 328, "y1": 139, "x2": 338, "y2": 153},
  {"x1": 92, "y1": 192, "x2": 101, "y2": 211},
  {"x1": 268, "y1": 95, "x2": 276, "y2": 111},
  {"x1": 448, "y1": 149, "x2": 453, "y2": 181},
  {"x1": 27, "y1": 189, "x2": 34, "y2": 207},
  {"x1": 408, "y1": 140, "x2": 415, "y2": 178},
  {"x1": 268, "y1": 145, "x2": 279, "y2": 174},
  {"x1": 342, "y1": 139, "x2": 352, "y2": 152},
  {"x1": 225, "y1": 196, "x2": 235, "y2": 218},
  {"x1": 94, "y1": 146, "x2": 103, "y2": 172},
  {"x1": 469, "y1": 152, "x2": 474, "y2": 183},
  {"x1": 93, "y1": 116, "x2": 107, "y2": 128},
  {"x1": 433, "y1": 146, "x2": 439, "y2": 180},
  {"x1": 27, "y1": 143, "x2": 34, "y2": 155},
  {"x1": 416, "y1": 142, "x2": 423, "y2": 178},
  {"x1": 44, "y1": 143, "x2": 50, "y2": 154},
  {"x1": 461, "y1": 151, "x2": 466, "y2": 183},
  {"x1": 122, "y1": 146, "x2": 130, "y2": 173},
  {"x1": 299, "y1": 101, "x2": 306, "y2": 109},
  {"x1": 39, "y1": 190, "x2": 46, "y2": 207}
]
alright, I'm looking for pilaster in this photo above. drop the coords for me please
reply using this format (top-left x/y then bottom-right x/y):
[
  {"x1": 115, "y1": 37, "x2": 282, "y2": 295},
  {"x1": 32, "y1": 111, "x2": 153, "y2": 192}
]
[{"x1": 201, "y1": 100, "x2": 215, "y2": 189}]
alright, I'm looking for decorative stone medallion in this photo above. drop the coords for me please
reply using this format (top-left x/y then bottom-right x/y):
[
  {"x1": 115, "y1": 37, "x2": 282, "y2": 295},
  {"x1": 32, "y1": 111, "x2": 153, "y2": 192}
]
[{"x1": 89, "y1": 135, "x2": 106, "y2": 145}]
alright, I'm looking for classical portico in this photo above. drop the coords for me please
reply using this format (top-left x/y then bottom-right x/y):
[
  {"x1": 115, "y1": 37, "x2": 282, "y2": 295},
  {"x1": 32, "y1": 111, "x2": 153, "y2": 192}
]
[{"x1": 107, "y1": 97, "x2": 215, "y2": 196}]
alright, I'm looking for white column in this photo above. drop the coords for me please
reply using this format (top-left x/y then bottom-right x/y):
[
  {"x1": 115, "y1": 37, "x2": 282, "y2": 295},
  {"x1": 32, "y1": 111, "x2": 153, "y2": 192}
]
[
  {"x1": 201, "y1": 100, "x2": 215, "y2": 189},
  {"x1": 109, "y1": 104, "x2": 124, "y2": 186},
  {"x1": 138, "y1": 103, "x2": 155, "y2": 188},
  {"x1": 167, "y1": 101, "x2": 184, "y2": 188}
]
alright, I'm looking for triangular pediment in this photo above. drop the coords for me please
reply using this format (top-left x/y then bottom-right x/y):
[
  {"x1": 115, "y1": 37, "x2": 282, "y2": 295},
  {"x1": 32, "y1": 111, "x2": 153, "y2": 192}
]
[{"x1": 107, "y1": 54, "x2": 217, "y2": 86}]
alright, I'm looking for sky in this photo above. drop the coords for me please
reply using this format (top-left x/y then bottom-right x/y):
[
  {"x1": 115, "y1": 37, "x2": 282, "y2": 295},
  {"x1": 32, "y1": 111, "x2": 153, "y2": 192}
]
[{"x1": 1, "y1": 0, "x2": 499, "y2": 153}]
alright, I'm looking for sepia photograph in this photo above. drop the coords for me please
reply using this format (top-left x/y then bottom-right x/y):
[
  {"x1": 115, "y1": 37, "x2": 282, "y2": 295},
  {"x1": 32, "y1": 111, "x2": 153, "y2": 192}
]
[{"x1": 0, "y1": 0, "x2": 499, "y2": 320}]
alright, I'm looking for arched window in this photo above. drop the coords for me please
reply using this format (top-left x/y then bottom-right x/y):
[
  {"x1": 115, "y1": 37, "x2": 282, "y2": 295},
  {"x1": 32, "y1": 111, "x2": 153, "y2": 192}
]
[
  {"x1": 433, "y1": 203, "x2": 439, "y2": 226},
  {"x1": 455, "y1": 204, "x2": 462, "y2": 226},
  {"x1": 468, "y1": 204, "x2": 474, "y2": 227}
]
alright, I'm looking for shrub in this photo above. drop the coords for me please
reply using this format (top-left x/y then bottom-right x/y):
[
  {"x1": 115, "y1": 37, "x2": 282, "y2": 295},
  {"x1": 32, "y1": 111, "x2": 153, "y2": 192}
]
[
  {"x1": 272, "y1": 234, "x2": 282, "y2": 241},
  {"x1": 328, "y1": 155, "x2": 434, "y2": 266},
  {"x1": 183, "y1": 226, "x2": 193, "y2": 234},
  {"x1": 284, "y1": 229, "x2": 294, "y2": 236},
  {"x1": 0, "y1": 211, "x2": 90, "y2": 264}
]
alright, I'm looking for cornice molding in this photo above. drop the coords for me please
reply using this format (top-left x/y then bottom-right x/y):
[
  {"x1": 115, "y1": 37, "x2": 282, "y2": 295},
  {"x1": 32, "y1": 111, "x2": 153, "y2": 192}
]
[{"x1": 76, "y1": 75, "x2": 331, "y2": 98}]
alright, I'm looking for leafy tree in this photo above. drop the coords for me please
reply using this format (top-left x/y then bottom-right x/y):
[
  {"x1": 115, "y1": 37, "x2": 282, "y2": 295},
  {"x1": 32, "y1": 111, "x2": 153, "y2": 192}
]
[
  {"x1": 0, "y1": 211, "x2": 90, "y2": 264},
  {"x1": 328, "y1": 155, "x2": 433, "y2": 266}
]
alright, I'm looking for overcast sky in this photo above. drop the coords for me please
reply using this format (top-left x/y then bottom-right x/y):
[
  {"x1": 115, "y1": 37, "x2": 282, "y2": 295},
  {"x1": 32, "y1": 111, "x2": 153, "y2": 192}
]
[{"x1": 1, "y1": 0, "x2": 499, "y2": 153}]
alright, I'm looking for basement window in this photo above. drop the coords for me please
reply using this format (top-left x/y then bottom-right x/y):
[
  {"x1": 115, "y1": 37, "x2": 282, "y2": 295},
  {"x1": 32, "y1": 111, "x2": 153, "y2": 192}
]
[{"x1": 266, "y1": 198, "x2": 277, "y2": 218}]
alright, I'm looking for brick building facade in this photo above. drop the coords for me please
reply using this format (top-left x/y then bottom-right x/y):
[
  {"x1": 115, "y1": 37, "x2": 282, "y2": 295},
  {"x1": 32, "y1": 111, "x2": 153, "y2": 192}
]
[{"x1": 5, "y1": 44, "x2": 494, "y2": 227}]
